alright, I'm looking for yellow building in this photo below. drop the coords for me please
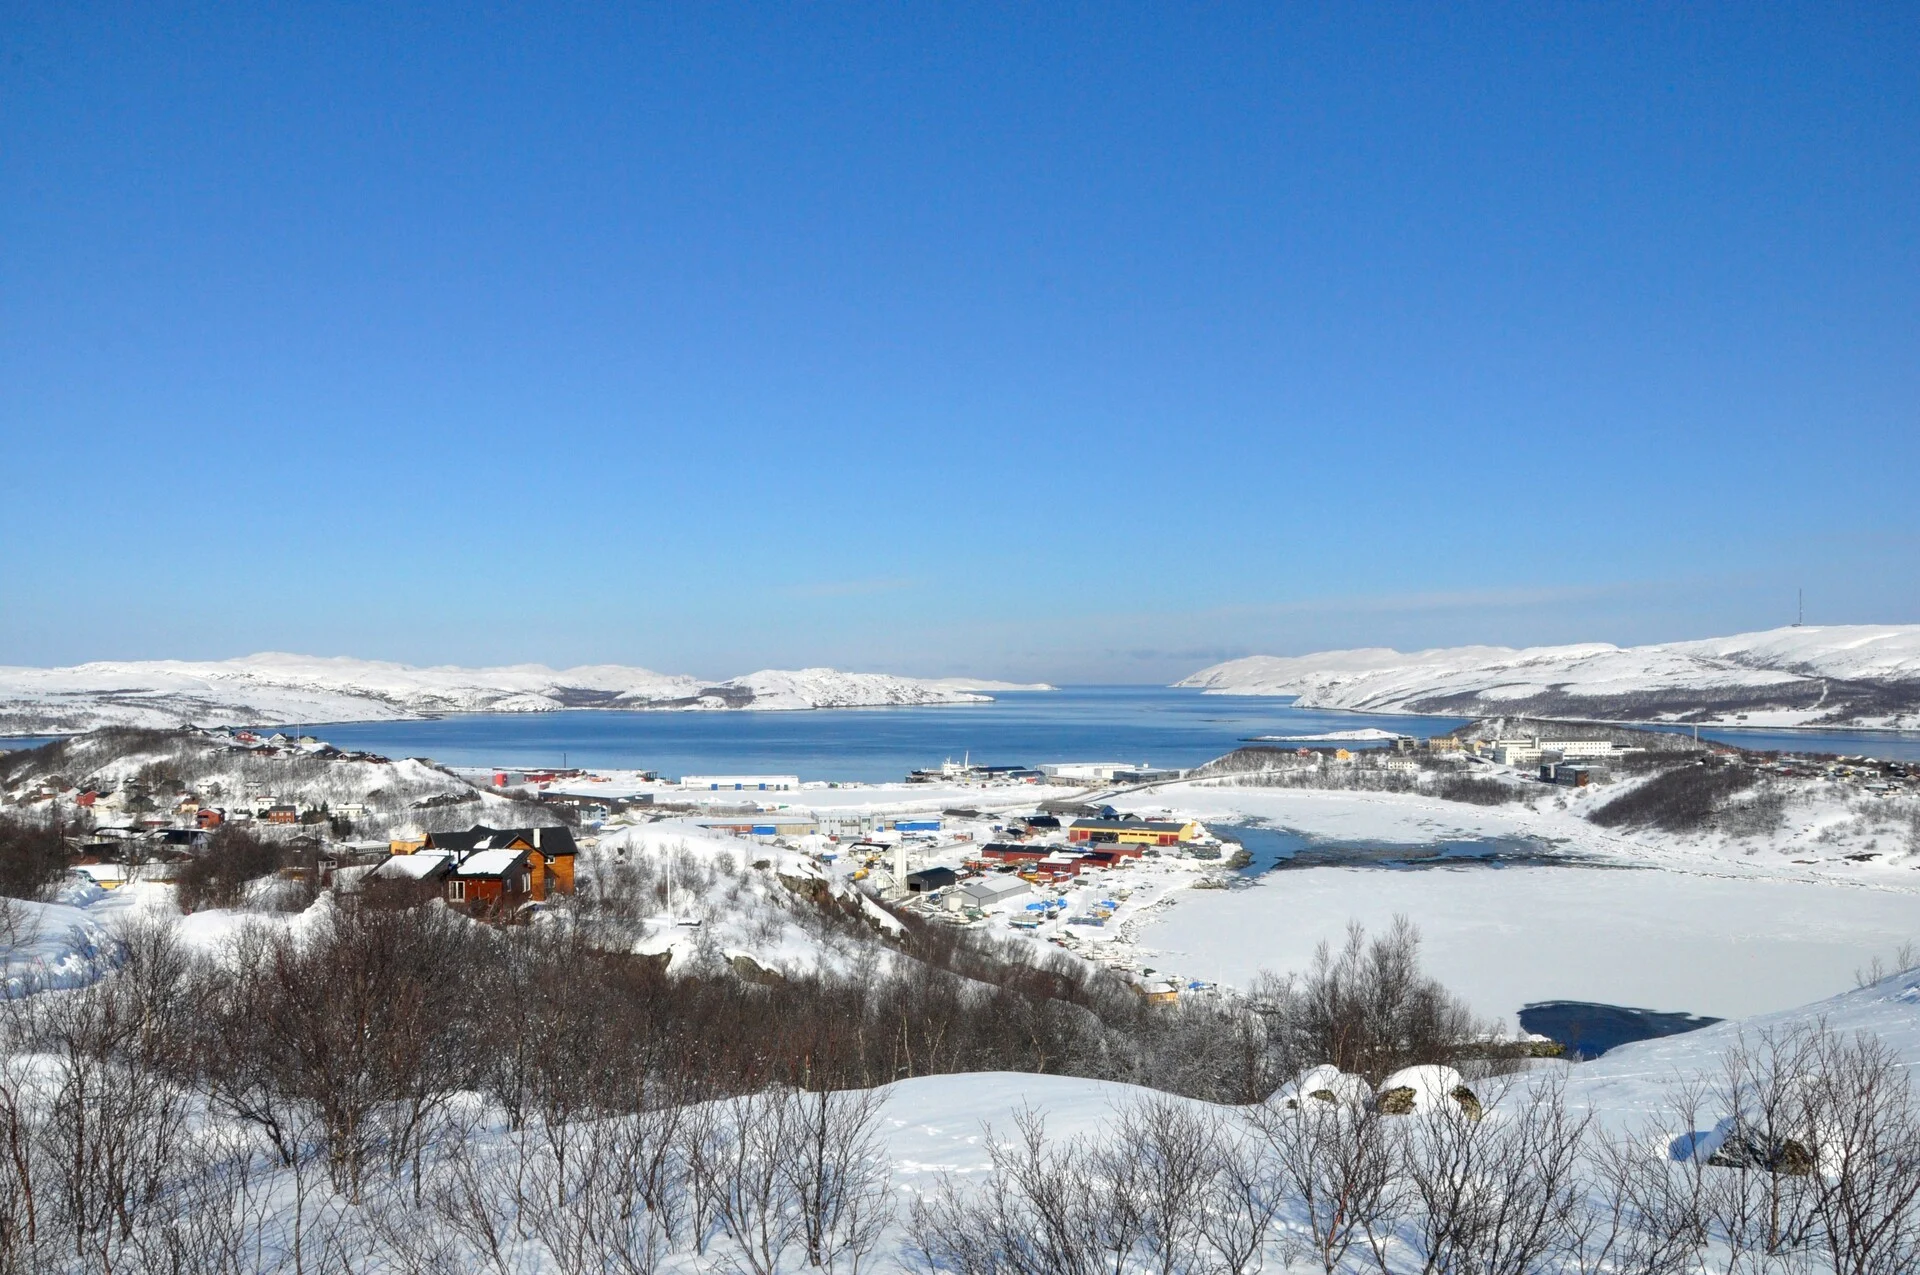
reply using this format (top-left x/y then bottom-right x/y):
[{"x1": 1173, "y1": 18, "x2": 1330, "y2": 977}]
[{"x1": 1069, "y1": 818, "x2": 1199, "y2": 847}]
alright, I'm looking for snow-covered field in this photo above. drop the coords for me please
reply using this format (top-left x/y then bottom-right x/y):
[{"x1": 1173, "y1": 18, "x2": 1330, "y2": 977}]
[
  {"x1": 1141, "y1": 864, "x2": 1920, "y2": 1025},
  {"x1": 1107, "y1": 779, "x2": 1920, "y2": 1028},
  {"x1": 0, "y1": 652, "x2": 1053, "y2": 734},
  {"x1": 1178, "y1": 623, "x2": 1920, "y2": 728}
]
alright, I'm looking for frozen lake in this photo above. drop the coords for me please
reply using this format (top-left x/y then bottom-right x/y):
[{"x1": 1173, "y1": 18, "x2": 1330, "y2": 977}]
[{"x1": 1138, "y1": 862, "x2": 1920, "y2": 1027}]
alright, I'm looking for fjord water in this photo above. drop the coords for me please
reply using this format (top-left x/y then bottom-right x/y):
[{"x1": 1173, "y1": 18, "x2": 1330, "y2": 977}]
[
  {"x1": 10, "y1": 686, "x2": 1920, "y2": 779},
  {"x1": 310, "y1": 687, "x2": 1469, "y2": 782}
]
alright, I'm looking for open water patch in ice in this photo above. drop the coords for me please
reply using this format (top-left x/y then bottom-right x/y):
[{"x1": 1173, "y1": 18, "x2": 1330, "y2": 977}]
[
  {"x1": 1518, "y1": 1001, "x2": 1723, "y2": 1059},
  {"x1": 1212, "y1": 822, "x2": 1575, "y2": 876}
]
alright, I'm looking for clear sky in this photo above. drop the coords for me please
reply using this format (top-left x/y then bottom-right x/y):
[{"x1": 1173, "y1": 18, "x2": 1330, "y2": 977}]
[{"x1": 3, "y1": 4, "x2": 1915, "y2": 683}]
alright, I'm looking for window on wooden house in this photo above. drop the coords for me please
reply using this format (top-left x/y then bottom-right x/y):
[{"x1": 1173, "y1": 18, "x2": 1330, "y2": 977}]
[{"x1": 449, "y1": 880, "x2": 466, "y2": 902}]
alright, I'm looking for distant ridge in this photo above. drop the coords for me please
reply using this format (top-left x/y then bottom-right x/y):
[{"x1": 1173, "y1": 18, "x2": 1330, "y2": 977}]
[
  {"x1": 1176, "y1": 624, "x2": 1920, "y2": 730},
  {"x1": 0, "y1": 653, "x2": 1054, "y2": 735}
]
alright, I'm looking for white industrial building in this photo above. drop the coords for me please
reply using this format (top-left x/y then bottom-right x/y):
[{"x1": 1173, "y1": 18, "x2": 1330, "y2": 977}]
[
  {"x1": 677, "y1": 775, "x2": 799, "y2": 792},
  {"x1": 1039, "y1": 761, "x2": 1150, "y2": 783},
  {"x1": 953, "y1": 875, "x2": 1031, "y2": 911},
  {"x1": 1547, "y1": 740, "x2": 1620, "y2": 758},
  {"x1": 1490, "y1": 738, "x2": 1544, "y2": 766}
]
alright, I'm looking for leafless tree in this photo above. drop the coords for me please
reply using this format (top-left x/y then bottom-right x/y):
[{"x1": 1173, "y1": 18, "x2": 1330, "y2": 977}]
[
  {"x1": 1439, "y1": 1075, "x2": 1590, "y2": 1275},
  {"x1": 703, "y1": 1089, "x2": 804, "y2": 1275},
  {"x1": 426, "y1": 1117, "x2": 542, "y2": 1275},
  {"x1": 1567, "y1": 1125, "x2": 1708, "y2": 1275},
  {"x1": 1250, "y1": 917, "x2": 1486, "y2": 1086},
  {"x1": 1251, "y1": 1079, "x2": 1398, "y2": 1275},
  {"x1": 578, "y1": 1105, "x2": 695, "y2": 1275},
  {"x1": 1113, "y1": 1095, "x2": 1218, "y2": 1275},
  {"x1": 785, "y1": 1086, "x2": 896, "y2": 1275},
  {"x1": 1694, "y1": 1027, "x2": 1824, "y2": 1273},
  {"x1": 1197, "y1": 1116, "x2": 1281, "y2": 1275},
  {"x1": 904, "y1": 1108, "x2": 1108, "y2": 1275},
  {"x1": 1800, "y1": 1028, "x2": 1920, "y2": 1275}
]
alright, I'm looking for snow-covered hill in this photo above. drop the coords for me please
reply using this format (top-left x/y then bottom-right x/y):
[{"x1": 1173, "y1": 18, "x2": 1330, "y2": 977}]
[
  {"x1": 1177, "y1": 624, "x2": 1920, "y2": 728},
  {"x1": 0, "y1": 653, "x2": 1040, "y2": 734}
]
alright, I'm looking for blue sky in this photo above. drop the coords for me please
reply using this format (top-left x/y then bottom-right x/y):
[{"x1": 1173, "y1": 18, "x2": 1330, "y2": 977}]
[{"x1": 3, "y1": 4, "x2": 1915, "y2": 682}]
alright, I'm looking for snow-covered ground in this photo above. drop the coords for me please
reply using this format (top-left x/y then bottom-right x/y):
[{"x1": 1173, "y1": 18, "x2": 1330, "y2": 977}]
[
  {"x1": 1550, "y1": 962, "x2": 1920, "y2": 1132},
  {"x1": 591, "y1": 822, "x2": 907, "y2": 980},
  {"x1": 0, "y1": 884, "x2": 122, "y2": 996},
  {"x1": 1178, "y1": 623, "x2": 1920, "y2": 728},
  {"x1": 0, "y1": 652, "x2": 1052, "y2": 733}
]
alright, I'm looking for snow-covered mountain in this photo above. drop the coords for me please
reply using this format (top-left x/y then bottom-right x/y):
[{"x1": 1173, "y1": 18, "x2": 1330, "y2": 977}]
[
  {"x1": 0, "y1": 653, "x2": 1044, "y2": 734},
  {"x1": 1176, "y1": 624, "x2": 1920, "y2": 728}
]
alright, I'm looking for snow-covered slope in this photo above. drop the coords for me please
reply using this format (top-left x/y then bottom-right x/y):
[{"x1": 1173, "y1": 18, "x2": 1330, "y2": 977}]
[
  {"x1": 1177, "y1": 625, "x2": 1920, "y2": 728},
  {"x1": 0, "y1": 653, "x2": 1018, "y2": 733}
]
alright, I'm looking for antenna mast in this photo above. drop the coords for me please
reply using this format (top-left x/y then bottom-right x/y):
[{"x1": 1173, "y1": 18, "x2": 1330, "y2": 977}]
[{"x1": 1796, "y1": 588, "x2": 1804, "y2": 627}]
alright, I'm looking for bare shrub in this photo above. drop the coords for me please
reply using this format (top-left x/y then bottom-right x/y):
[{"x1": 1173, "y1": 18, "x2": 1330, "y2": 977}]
[
  {"x1": 1801, "y1": 1029, "x2": 1920, "y2": 1275},
  {"x1": 787, "y1": 1087, "x2": 896, "y2": 1275},
  {"x1": 1250, "y1": 1080, "x2": 1396, "y2": 1274},
  {"x1": 1435, "y1": 774, "x2": 1523, "y2": 806},
  {"x1": 1590, "y1": 761, "x2": 1758, "y2": 832},
  {"x1": 699, "y1": 1090, "x2": 802, "y2": 1275},
  {"x1": 0, "y1": 816, "x2": 69, "y2": 900},
  {"x1": 1250, "y1": 916, "x2": 1487, "y2": 1084},
  {"x1": 906, "y1": 1108, "x2": 1124, "y2": 1275},
  {"x1": 174, "y1": 826, "x2": 282, "y2": 913},
  {"x1": 193, "y1": 903, "x2": 485, "y2": 1200},
  {"x1": 1199, "y1": 1116, "x2": 1281, "y2": 1275}
]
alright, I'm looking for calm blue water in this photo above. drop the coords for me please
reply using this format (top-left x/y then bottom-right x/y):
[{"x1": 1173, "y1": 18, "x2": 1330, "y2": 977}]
[
  {"x1": 284, "y1": 687, "x2": 1466, "y2": 783},
  {"x1": 1518, "y1": 1001, "x2": 1723, "y2": 1059},
  {"x1": 8, "y1": 686, "x2": 1920, "y2": 780},
  {"x1": 1641, "y1": 722, "x2": 1920, "y2": 759}
]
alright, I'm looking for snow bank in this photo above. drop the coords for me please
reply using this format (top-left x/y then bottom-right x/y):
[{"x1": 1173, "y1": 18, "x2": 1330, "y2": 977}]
[{"x1": 0, "y1": 895, "x2": 122, "y2": 997}]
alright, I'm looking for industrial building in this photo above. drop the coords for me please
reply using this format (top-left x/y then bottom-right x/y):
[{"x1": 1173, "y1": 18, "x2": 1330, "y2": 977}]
[
  {"x1": 956, "y1": 876, "x2": 1029, "y2": 909},
  {"x1": 1040, "y1": 761, "x2": 1152, "y2": 784},
  {"x1": 679, "y1": 775, "x2": 800, "y2": 792},
  {"x1": 695, "y1": 815, "x2": 820, "y2": 839},
  {"x1": 904, "y1": 867, "x2": 958, "y2": 893},
  {"x1": 1067, "y1": 818, "x2": 1199, "y2": 846}
]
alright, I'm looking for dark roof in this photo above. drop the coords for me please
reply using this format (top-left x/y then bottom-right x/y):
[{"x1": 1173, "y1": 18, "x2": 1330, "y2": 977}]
[
  {"x1": 905, "y1": 867, "x2": 959, "y2": 890},
  {"x1": 424, "y1": 824, "x2": 578, "y2": 857}
]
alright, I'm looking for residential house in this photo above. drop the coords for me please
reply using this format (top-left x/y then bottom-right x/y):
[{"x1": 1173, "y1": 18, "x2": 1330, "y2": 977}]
[
  {"x1": 421, "y1": 825, "x2": 578, "y2": 902},
  {"x1": 446, "y1": 848, "x2": 533, "y2": 914},
  {"x1": 367, "y1": 849, "x2": 457, "y2": 900}
]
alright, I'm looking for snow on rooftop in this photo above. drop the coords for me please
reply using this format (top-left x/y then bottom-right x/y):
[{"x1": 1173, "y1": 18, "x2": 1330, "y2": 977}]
[
  {"x1": 373, "y1": 851, "x2": 453, "y2": 880},
  {"x1": 454, "y1": 848, "x2": 525, "y2": 877}
]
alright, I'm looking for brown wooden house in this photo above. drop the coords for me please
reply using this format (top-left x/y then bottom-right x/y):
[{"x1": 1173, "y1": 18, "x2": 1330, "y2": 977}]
[
  {"x1": 421, "y1": 825, "x2": 578, "y2": 902},
  {"x1": 445, "y1": 847, "x2": 533, "y2": 914}
]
